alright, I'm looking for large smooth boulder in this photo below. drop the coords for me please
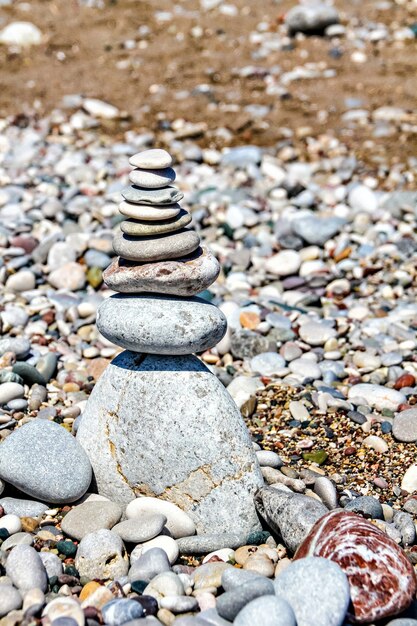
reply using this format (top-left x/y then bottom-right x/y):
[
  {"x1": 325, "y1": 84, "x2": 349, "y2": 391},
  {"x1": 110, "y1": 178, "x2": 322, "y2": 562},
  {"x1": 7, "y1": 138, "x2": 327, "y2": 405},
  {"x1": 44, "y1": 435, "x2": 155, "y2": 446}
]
[{"x1": 77, "y1": 352, "x2": 263, "y2": 535}]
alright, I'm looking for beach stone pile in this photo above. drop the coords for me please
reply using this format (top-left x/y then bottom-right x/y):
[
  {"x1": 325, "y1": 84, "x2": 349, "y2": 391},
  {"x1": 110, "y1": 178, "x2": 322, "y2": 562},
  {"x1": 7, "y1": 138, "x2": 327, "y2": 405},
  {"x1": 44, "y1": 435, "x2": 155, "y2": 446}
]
[{"x1": 76, "y1": 149, "x2": 264, "y2": 536}]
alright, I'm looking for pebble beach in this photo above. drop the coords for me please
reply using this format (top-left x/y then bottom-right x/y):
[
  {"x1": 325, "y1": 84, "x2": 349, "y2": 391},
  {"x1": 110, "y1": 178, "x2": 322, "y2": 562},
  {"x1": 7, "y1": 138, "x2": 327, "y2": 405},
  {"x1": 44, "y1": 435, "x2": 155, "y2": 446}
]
[{"x1": 1, "y1": 0, "x2": 417, "y2": 625}]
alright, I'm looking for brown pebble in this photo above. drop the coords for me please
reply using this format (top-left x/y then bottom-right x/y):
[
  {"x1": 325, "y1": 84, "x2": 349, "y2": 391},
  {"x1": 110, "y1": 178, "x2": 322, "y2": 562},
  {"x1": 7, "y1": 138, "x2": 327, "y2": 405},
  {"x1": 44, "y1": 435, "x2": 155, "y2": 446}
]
[
  {"x1": 344, "y1": 446, "x2": 356, "y2": 456},
  {"x1": 394, "y1": 373, "x2": 416, "y2": 390},
  {"x1": 21, "y1": 517, "x2": 40, "y2": 532}
]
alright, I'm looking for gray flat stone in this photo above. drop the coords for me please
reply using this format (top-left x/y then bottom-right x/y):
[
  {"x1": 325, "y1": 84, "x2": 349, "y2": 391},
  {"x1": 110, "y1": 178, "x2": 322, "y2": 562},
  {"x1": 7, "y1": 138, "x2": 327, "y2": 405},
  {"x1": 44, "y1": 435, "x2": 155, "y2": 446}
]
[
  {"x1": 221, "y1": 567, "x2": 265, "y2": 591},
  {"x1": 39, "y1": 552, "x2": 63, "y2": 579},
  {"x1": 113, "y1": 228, "x2": 200, "y2": 262},
  {"x1": 61, "y1": 500, "x2": 123, "y2": 540},
  {"x1": 128, "y1": 547, "x2": 171, "y2": 583},
  {"x1": 393, "y1": 409, "x2": 417, "y2": 443},
  {"x1": 177, "y1": 533, "x2": 247, "y2": 555},
  {"x1": 103, "y1": 246, "x2": 220, "y2": 297},
  {"x1": 75, "y1": 529, "x2": 128, "y2": 580},
  {"x1": 0, "y1": 420, "x2": 92, "y2": 504},
  {"x1": 102, "y1": 598, "x2": 144, "y2": 626},
  {"x1": 122, "y1": 186, "x2": 183, "y2": 206},
  {"x1": 216, "y1": 577, "x2": 275, "y2": 621},
  {"x1": 344, "y1": 495, "x2": 383, "y2": 519},
  {"x1": 234, "y1": 596, "x2": 296, "y2": 626},
  {"x1": 0, "y1": 497, "x2": 48, "y2": 517},
  {"x1": 274, "y1": 557, "x2": 350, "y2": 626},
  {"x1": 96, "y1": 294, "x2": 227, "y2": 355},
  {"x1": 77, "y1": 352, "x2": 263, "y2": 535},
  {"x1": 1, "y1": 532, "x2": 33, "y2": 552},
  {"x1": 120, "y1": 209, "x2": 191, "y2": 236},
  {"x1": 6, "y1": 545, "x2": 48, "y2": 593},
  {"x1": 111, "y1": 514, "x2": 167, "y2": 543},
  {"x1": 255, "y1": 487, "x2": 327, "y2": 553}
]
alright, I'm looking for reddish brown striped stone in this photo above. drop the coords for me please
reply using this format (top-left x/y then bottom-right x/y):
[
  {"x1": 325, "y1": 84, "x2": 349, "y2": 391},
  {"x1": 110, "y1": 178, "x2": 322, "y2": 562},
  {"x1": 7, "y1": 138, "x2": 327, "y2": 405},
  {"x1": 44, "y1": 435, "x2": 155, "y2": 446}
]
[{"x1": 294, "y1": 510, "x2": 416, "y2": 623}]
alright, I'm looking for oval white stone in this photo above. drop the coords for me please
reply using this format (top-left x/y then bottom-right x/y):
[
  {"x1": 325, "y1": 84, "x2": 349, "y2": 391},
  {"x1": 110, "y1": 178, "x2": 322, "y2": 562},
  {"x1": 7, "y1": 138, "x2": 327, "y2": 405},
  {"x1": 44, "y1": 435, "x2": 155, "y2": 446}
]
[
  {"x1": 126, "y1": 497, "x2": 195, "y2": 539},
  {"x1": 129, "y1": 167, "x2": 176, "y2": 189},
  {"x1": 129, "y1": 149, "x2": 173, "y2": 169}
]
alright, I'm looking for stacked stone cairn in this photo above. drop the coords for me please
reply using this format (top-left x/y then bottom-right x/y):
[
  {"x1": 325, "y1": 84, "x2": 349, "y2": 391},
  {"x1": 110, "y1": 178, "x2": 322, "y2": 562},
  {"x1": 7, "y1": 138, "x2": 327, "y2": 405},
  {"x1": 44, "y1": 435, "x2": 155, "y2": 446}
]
[{"x1": 77, "y1": 149, "x2": 263, "y2": 536}]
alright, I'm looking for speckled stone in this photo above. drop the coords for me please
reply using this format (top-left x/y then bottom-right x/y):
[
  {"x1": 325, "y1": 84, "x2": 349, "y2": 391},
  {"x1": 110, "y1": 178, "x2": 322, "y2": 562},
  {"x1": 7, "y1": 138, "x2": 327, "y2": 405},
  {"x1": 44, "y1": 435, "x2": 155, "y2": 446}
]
[
  {"x1": 129, "y1": 149, "x2": 173, "y2": 169},
  {"x1": 103, "y1": 247, "x2": 220, "y2": 296},
  {"x1": 119, "y1": 201, "x2": 181, "y2": 221},
  {"x1": 113, "y1": 228, "x2": 200, "y2": 262},
  {"x1": 6, "y1": 545, "x2": 48, "y2": 593},
  {"x1": 75, "y1": 529, "x2": 129, "y2": 580},
  {"x1": 129, "y1": 167, "x2": 176, "y2": 189},
  {"x1": 274, "y1": 557, "x2": 349, "y2": 626},
  {"x1": 120, "y1": 209, "x2": 191, "y2": 236},
  {"x1": 234, "y1": 596, "x2": 296, "y2": 626},
  {"x1": 255, "y1": 487, "x2": 328, "y2": 553},
  {"x1": 295, "y1": 510, "x2": 417, "y2": 623},
  {"x1": 60, "y1": 500, "x2": 122, "y2": 540},
  {"x1": 0, "y1": 420, "x2": 92, "y2": 504},
  {"x1": 96, "y1": 294, "x2": 227, "y2": 355},
  {"x1": 77, "y1": 351, "x2": 263, "y2": 535},
  {"x1": 122, "y1": 186, "x2": 183, "y2": 206},
  {"x1": 216, "y1": 577, "x2": 275, "y2": 621}
]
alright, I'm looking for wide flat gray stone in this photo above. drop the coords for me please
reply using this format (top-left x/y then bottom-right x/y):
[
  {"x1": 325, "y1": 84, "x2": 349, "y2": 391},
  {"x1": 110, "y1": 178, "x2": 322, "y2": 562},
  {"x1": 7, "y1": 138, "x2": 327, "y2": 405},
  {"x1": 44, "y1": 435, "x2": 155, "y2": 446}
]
[
  {"x1": 0, "y1": 420, "x2": 92, "y2": 504},
  {"x1": 96, "y1": 295, "x2": 227, "y2": 355},
  {"x1": 61, "y1": 500, "x2": 122, "y2": 540},
  {"x1": 120, "y1": 209, "x2": 191, "y2": 236},
  {"x1": 0, "y1": 497, "x2": 48, "y2": 517},
  {"x1": 103, "y1": 246, "x2": 220, "y2": 297},
  {"x1": 77, "y1": 352, "x2": 263, "y2": 535},
  {"x1": 122, "y1": 185, "x2": 183, "y2": 206},
  {"x1": 113, "y1": 227, "x2": 200, "y2": 262}
]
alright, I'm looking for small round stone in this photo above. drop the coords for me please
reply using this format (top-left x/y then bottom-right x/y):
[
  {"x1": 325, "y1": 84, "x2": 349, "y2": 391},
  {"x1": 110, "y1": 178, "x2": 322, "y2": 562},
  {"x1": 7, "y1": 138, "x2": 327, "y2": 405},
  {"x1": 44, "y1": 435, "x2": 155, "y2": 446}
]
[
  {"x1": 102, "y1": 599, "x2": 144, "y2": 626},
  {"x1": 120, "y1": 209, "x2": 191, "y2": 236},
  {"x1": 129, "y1": 149, "x2": 173, "y2": 169},
  {"x1": 43, "y1": 597, "x2": 84, "y2": 626},
  {"x1": 0, "y1": 382, "x2": 24, "y2": 405},
  {"x1": 128, "y1": 547, "x2": 171, "y2": 583},
  {"x1": 344, "y1": 495, "x2": 383, "y2": 519},
  {"x1": 393, "y1": 408, "x2": 417, "y2": 443},
  {"x1": 111, "y1": 514, "x2": 167, "y2": 543},
  {"x1": 129, "y1": 167, "x2": 176, "y2": 189},
  {"x1": 0, "y1": 514, "x2": 22, "y2": 535}
]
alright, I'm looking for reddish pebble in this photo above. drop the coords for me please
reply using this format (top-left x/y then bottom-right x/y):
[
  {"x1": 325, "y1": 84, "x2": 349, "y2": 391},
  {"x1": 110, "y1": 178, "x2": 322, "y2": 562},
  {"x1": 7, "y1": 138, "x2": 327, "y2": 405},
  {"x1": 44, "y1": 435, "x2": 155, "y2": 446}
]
[
  {"x1": 344, "y1": 446, "x2": 356, "y2": 456},
  {"x1": 9, "y1": 235, "x2": 38, "y2": 254},
  {"x1": 295, "y1": 510, "x2": 416, "y2": 623},
  {"x1": 394, "y1": 373, "x2": 416, "y2": 390}
]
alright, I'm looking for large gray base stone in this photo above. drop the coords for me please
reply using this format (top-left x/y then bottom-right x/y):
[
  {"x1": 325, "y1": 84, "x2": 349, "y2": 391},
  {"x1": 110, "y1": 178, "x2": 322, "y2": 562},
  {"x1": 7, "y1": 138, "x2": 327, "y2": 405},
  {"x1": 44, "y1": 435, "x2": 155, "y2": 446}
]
[{"x1": 77, "y1": 352, "x2": 263, "y2": 535}]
